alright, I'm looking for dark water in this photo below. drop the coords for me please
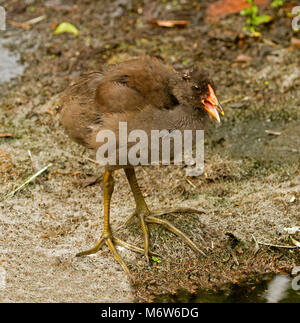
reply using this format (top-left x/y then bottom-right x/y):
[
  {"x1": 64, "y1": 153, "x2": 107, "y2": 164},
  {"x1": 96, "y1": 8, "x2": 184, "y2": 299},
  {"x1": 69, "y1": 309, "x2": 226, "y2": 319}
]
[
  {"x1": 155, "y1": 274, "x2": 300, "y2": 303},
  {"x1": 0, "y1": 38, "x2": 24, "y2": 83}
]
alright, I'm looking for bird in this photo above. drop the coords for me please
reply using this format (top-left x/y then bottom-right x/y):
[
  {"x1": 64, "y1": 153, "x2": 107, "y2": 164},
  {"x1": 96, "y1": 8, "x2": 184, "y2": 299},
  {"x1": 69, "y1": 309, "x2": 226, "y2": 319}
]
[{"x1": 59, "y1": 56, "x2": 224, "y2": 276}]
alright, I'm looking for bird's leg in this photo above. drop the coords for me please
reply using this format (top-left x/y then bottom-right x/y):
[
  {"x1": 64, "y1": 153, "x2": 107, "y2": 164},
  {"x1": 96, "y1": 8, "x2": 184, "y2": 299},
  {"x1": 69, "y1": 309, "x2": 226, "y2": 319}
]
[
  {"x1": 124, "y1": 167, "x2": 206, "y2": 259},
  {"x1": 76, "y1": 170, "x2": 132, "y2": 275},
  {"x1": 124, "y1": 167, "x2": 151, "y2": 262}
]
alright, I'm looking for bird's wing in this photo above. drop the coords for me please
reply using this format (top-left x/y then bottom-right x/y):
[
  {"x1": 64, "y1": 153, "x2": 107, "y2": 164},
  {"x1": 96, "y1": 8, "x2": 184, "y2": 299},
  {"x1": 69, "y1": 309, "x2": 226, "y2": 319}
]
[
  {"x1": 94, "y1": 57, "x2": 181, "y2": 113},
  {"x1": 59, "y1": 72, "x2": 103, "y2": 146},
  {"x1": 59, "y1": 72, "x2": 103, "y2": 108}
]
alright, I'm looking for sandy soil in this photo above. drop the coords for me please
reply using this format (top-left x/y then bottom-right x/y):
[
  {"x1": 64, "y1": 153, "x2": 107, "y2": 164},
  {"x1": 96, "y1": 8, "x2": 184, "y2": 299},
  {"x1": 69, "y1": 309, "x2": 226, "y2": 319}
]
[{"x1": 0, "y1": 0, "x2": 299, "y2": 302}]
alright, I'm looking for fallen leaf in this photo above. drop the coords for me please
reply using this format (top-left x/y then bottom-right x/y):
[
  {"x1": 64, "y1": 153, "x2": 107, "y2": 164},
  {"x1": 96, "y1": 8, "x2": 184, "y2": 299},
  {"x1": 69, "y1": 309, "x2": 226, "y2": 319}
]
[
  {"x1": 291, "y1": 37, "x2": 300, "y2": 48},
  {"x1": 234, "y1": 54, "x2": 252, "y2": 63},
  {"x1": 54, "y1": 22, "x2": 79, "y2": 36},
  {"x1": 207, "y1": 0, "x2": 270, "y2": 22},
  {"x1": 150, "y1": 20, "x2": 189, "y2": 28},
  {"x1": 265, "y1": 130, "x2": 281, "y2": 136},
  {"x1": 0, "y1": 133, "x2": 13, "y2": 138},
  {"x1": 7, "y1": 20, "x2": 31, "y2": 30}
]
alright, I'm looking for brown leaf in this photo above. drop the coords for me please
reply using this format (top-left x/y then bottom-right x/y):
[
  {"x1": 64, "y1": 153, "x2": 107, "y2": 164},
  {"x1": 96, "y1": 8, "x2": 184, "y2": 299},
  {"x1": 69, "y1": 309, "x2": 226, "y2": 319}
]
[
  {"x1": 234, "y1": 54, "x2": 252, "y2": 63},
  {"x1": 7, "y1": 20, "x2": 31, "y2": 30},
  {"x1": 0, "y1": 133, "x2": 13, "y2": 138},
  {"x1": 150, "y1": 20, "x2": 189, "y2": 28},
  {"x1": 291, "y1": 37, "x2": 300, "y2": 49},
  {"x1": 207, "y1": 0, "x2": 270, "y2": 22}
]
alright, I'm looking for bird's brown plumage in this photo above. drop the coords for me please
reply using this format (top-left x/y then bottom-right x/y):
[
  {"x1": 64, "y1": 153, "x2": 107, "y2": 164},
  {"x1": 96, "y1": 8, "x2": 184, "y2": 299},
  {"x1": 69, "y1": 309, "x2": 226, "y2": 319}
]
[
  {"x1": 58, "y1": 56, "x2": 221, "y2": 275},
  {"x1": 60, "y1": 57, "x2": 211, "y2": 159}
]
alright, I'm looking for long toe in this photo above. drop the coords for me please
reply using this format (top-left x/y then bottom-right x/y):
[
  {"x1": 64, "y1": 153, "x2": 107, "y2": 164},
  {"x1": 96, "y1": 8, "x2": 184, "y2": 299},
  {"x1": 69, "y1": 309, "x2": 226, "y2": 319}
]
[
  {"x1": 129, "y1": 208, "x2": 206, "y2": 259},
  {"x1": 76, "y1": 234, "x2": 131, "y2": 277},
  {"x1": 145, "y1": 215, "x2": 206, "y2": 257}
]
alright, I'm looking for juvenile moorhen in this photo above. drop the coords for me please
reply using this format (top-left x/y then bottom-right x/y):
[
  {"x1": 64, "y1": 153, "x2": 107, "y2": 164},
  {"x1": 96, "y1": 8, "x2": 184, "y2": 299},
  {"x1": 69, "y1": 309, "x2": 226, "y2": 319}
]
[{"x1": 59, "y1": 57, "x2": 223, "y2": 275}]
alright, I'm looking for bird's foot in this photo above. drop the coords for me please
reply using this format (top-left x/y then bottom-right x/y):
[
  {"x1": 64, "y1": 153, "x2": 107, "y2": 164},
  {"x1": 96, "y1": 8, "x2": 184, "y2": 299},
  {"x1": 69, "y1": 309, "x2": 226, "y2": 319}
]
[
  {"x1": 76, "y1": 232, "x2": 152, "y2": 277},
  {"x1": 126, "y1": 207, "x2": 206, "y2": 260}
]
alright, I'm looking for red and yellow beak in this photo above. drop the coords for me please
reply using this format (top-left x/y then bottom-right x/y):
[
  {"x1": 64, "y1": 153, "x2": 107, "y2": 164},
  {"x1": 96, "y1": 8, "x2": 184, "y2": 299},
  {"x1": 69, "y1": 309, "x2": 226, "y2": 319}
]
[{"x1": 201, "y1": 84, "x2": 224, "y2": 123}]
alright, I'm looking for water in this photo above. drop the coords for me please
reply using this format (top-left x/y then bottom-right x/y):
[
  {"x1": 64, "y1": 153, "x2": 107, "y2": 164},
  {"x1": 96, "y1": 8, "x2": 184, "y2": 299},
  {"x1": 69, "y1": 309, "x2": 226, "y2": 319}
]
[
  {"x1": 0, "y1": 38, "x2": 24, "y2": 83},
  {"x1": 155, "y1": 274, "x2": 300, "y2": 303}
]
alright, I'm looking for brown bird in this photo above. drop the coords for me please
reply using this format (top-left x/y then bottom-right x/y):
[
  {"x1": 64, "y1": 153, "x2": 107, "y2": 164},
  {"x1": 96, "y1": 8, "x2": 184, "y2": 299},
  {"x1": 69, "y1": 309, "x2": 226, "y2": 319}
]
[{"x1": 59, "y1": 57, "x2": 224, "y2": 275}]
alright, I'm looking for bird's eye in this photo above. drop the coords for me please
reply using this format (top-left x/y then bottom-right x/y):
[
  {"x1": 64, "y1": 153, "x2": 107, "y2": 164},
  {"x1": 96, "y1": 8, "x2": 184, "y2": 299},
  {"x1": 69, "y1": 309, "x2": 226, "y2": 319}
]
[{"x1": 193, "y1": 85, "x2": 199, "y2": 90}]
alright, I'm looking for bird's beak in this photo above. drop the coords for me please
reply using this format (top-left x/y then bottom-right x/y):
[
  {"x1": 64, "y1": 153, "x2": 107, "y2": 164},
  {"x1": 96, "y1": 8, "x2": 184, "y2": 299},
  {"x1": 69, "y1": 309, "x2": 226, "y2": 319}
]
[{"x1": 201, "y1": 84, "x2": 224, "y2": 123}]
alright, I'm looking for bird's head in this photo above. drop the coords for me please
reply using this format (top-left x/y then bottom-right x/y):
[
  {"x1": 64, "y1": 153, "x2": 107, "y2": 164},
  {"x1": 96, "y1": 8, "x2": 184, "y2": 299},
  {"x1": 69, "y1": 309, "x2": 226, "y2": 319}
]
[{"x1": 183, "y1": 69, "x2": 224, "y2": 123}]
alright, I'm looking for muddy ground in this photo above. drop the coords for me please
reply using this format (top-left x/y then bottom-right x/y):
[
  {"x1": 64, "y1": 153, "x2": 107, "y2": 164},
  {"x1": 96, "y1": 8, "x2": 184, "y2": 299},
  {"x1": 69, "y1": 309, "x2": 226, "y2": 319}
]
[{"x1": 0, "y1": 0, "x2": 299, "y2": 302}]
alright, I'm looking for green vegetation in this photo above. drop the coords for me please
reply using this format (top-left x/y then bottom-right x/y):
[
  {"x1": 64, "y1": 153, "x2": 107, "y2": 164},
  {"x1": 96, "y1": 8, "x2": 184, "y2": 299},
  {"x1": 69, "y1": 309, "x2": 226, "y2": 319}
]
[
  {"x1": 53, "y1": 22, "x2": 79, "y2": 36},
  {"x1": 240, "y1": 0, "x2": 272, "y2": 34},
  {"x1": 271, "y1": 0, "x2": 284, "y2": 8},
  {"x1": 151, "y1": 256, "x2": 161, "y2": 264}
]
